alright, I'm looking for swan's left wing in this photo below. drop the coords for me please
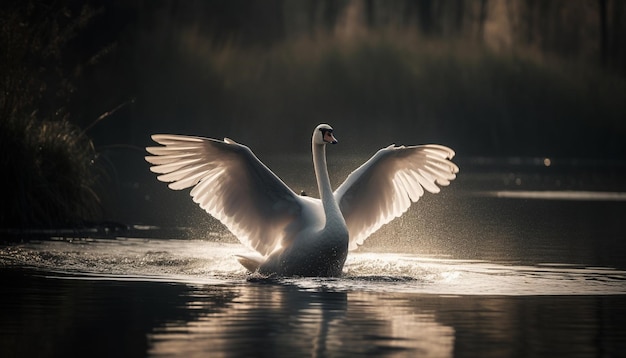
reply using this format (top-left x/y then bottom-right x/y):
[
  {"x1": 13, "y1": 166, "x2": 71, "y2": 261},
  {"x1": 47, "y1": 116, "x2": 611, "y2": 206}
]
[
  {"x1": 146, "y1": 134, "x2": 305, "y2": 256},
  {"x1": 334, "y1": 144, "x2": 458, "y2": 250}
]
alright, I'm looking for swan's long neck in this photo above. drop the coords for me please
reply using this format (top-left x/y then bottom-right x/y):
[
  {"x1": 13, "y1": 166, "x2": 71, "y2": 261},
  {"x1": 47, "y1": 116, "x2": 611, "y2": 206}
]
[{"x1": 312, "y1": 143, "x2": 343, "y2": 227}]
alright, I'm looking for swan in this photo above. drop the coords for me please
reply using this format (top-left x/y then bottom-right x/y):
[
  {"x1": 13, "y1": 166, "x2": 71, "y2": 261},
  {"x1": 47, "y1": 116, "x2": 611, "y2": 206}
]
[{"x1": 145, "y1": 124, "x2": 458, "y2": 277}]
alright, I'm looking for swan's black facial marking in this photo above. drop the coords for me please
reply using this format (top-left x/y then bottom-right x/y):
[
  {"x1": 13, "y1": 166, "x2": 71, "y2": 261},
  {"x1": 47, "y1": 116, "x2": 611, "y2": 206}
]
[{"x1": 319, "y1": 128, "x2": 338, "y2": 144}]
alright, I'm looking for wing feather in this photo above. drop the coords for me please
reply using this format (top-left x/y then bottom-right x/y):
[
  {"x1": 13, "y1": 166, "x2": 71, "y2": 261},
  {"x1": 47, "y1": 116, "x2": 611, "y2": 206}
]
[
  {"x1": 334, "y1": 144, "x2": 458, "y2": 250},
  {"x1": 146, "y1": 134, "x2": 309, "y2": 256}
]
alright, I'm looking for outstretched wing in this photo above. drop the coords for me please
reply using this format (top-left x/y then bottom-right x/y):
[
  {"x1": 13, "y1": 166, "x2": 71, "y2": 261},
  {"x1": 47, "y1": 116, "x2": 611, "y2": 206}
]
[
  {"x1": 146, "y1": 134, "x2": 305, "y2": 256},
  {"x1": 333, "y1": 144, "x2": 458, "y2": 250}
]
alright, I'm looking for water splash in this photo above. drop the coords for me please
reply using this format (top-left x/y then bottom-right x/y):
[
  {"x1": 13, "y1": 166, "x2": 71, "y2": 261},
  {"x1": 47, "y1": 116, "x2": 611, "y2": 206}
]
[{"x1": 2, "y1": 237, "x2": 625, "y2": 296}]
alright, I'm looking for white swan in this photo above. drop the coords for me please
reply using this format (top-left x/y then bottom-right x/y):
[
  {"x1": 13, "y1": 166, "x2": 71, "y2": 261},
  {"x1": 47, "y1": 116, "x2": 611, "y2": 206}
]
[{"x1": 145, "y1": 124, "x2": 458, "y2": 277}]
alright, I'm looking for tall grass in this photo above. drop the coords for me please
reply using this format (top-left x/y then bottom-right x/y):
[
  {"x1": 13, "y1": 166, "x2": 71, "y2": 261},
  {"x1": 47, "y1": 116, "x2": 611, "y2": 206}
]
[
  {"x1": 0, "y1": 116, "x2": 102, "y2": 228},
  {"x1": 0, "y1": 1, "x2": 103, "y2": 229}
]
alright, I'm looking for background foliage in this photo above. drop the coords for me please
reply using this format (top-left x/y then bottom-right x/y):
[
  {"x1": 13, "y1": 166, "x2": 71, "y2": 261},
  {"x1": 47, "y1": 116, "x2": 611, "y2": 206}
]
[{"x1": 1, "y1": 0, "x2": 625, "y2": 228}]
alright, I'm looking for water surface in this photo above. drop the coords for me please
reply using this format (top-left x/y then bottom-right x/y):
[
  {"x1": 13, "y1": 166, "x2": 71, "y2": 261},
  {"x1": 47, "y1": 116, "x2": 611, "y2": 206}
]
[{"x1": 2, "y1": 157, "x2": 626, "y2": 357}]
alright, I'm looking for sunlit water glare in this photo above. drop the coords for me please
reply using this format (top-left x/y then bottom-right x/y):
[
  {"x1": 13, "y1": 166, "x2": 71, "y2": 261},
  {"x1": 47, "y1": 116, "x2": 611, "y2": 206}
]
[
  {"x1": 2, "y1": 237, "x2": 624, "y2": 296},
  {"x1": 2, "y1": 159, "x2": 626, "y2": 357}
]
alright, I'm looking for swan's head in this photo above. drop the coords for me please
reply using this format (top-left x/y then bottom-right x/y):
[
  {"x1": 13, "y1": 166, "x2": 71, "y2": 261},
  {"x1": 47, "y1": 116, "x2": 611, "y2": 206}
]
[{"x1": 313, "y1": 124, "x2": 338, "y2": 145}]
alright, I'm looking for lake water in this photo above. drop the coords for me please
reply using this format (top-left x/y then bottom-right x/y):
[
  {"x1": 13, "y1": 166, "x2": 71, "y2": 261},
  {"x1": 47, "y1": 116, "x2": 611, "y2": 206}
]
[{"x1": 1, "y1": 156, "x2": 626, "y2": 357}]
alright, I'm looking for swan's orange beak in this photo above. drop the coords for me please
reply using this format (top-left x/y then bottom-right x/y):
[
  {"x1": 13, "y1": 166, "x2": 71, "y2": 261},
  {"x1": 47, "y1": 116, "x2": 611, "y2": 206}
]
[{"x1": 324, "y1": 131, "x2": 338, "y2": 144}]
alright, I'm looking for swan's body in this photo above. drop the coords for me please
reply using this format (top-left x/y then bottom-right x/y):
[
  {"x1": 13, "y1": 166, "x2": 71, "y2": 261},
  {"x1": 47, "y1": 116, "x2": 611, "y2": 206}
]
[{"x1": 145, "y1": 124, "x2": 458, "y2": 277}]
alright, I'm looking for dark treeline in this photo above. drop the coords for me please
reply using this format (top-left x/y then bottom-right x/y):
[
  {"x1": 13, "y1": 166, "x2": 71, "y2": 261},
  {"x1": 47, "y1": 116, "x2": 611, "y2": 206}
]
[
  {"x1": 1, "y1": 0, "x2": 625, "y2": 228},
  {"x1": 205, "y1": 0, "x2": 625, "y2": 73},
  {"x1": 85, "y1": 0, "x2": 623, "y2": 70},
  {"x1": 87, "y1": 0, "x2": 625, "y2": 154},
  {"x1": 3, "y1": 0, "x2": 624, "y2": 149}
]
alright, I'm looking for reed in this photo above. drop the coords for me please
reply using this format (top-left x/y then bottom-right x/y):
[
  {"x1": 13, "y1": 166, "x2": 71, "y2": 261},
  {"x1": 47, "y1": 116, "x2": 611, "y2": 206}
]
[
  {"x1": 0, "y1": 1, "x2": 104, "y2": 229},
  {"x1": 0, "y1": 115, "x2": 102, "y2": 228}
]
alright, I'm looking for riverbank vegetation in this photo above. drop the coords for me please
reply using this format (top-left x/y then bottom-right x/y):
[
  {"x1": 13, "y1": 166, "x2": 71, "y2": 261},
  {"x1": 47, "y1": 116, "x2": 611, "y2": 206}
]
[{"x1": 0, "y1": 1, "x2": 103, "y2": 228}]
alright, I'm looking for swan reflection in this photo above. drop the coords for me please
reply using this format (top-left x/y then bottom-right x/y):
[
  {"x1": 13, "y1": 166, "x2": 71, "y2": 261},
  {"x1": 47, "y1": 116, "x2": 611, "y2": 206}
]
[{"x1": 148, "y1": 282, "x2": 454, "y2": 357}]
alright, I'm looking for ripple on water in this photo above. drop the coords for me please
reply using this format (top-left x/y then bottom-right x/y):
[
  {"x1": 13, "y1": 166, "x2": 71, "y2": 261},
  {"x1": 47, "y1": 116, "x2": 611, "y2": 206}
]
[{"x1": 1, "y1": 238, "x2": 625, "y2": 296}]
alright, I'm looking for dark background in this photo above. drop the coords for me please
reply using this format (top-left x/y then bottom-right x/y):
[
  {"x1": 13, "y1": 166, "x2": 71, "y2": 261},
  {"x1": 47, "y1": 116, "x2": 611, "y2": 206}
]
[{"x1": 2, "y1": 0, "x2": 625, "y2": 227}]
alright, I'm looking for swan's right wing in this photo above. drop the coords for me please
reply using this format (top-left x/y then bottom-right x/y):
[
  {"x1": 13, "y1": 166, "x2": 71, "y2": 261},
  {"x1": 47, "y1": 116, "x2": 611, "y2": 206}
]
[
  {"x1": 334, "y1": 144, "x2": 458, "y2": 250},
  {"x1": 146, "y1": 134, "x2": 306, "y2": 256}
]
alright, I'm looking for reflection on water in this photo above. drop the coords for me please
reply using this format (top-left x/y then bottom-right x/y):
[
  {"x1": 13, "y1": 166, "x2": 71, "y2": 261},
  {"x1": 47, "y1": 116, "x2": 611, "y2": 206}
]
[
  {"x1": 1, "y1": 236, "x2": 626, "y2": 357},
  {"x1": 1, "y1": 268, "x2": 625, "y2": 357},
  {"x1": 2, "y1": 158, "x2": 626, "y2": 357},
  {"x1": 480, "y1": 190, "x2": 626, "y2": 201},
  {"x1": 148, "y1": 283, "x2": 454, "y2": 357}
]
